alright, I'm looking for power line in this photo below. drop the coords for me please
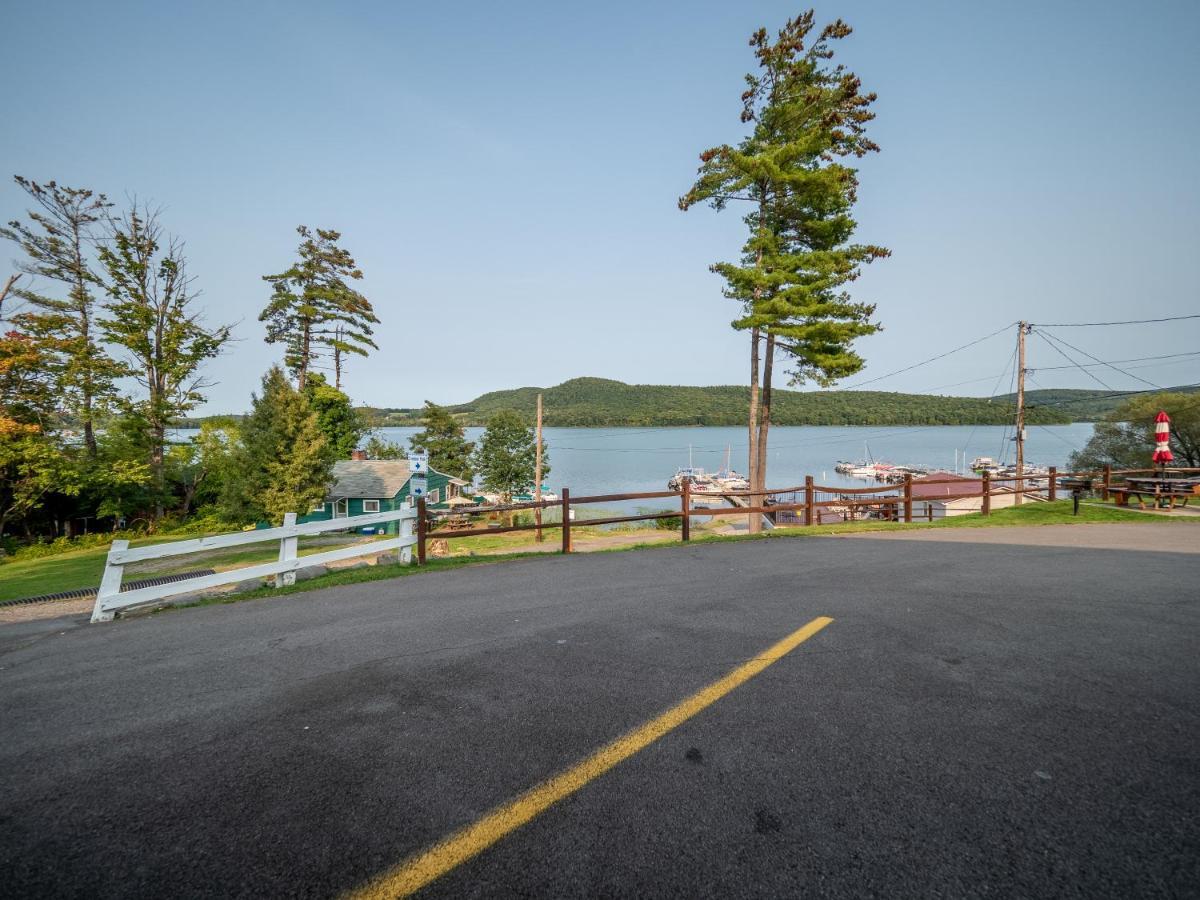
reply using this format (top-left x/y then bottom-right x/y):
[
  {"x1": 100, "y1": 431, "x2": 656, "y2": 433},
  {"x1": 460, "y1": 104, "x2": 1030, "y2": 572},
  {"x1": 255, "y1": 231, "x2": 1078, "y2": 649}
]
[
  {"x1": 839, "y1": 323, "x2": 1015, "y2": 390},
  {"x1": 1035, "y1": 331, "x2": 1115, "y2": 391},
  {"x1": 1032, "y1": 350, "x2": 1200, "y2": 371},
  {"x1": 1037, "y1": 328, "x2": 1164, "y2": 391},
  {"x1": 1031, "y1": 314, "x2": 1200, "y2": 327}
]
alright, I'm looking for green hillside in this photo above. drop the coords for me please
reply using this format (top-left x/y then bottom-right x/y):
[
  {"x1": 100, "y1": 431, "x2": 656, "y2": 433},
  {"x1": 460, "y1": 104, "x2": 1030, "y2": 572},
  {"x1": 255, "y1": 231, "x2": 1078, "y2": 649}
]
[{"x1": 368, "y1": 377, "x2": 1087, "y2": 427}]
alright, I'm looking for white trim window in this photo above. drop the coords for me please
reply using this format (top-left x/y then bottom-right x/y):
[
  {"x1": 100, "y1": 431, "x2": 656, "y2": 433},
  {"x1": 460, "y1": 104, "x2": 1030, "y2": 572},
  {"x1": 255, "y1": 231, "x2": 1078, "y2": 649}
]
[
  {"x1": 428, "y1": 488, "x2": 440, "y2": 505},
  {"x1": 310, "y1": 501, "x2": 326, "y2": 513},
  {"x1": 362, "y1": 499, "x2": 381, "y2": 513}
]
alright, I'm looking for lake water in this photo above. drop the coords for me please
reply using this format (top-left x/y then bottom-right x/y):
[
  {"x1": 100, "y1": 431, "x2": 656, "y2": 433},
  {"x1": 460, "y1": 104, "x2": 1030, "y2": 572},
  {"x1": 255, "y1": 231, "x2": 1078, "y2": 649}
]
[{"x1": 372, "y1": 423, "x2": 1095, "y2": 500}]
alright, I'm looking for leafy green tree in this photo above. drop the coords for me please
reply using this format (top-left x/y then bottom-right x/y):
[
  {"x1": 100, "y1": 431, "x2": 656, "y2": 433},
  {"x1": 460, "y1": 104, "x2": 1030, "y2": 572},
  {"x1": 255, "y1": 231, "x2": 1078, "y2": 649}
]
[
  {"x1": 0, "y1": 431, "x2": 80, "y2": 537},
  {"x1": 680, "y1": 12, "x2": 887, "y2": 519},
  {"x1": 302, "y1": 372, "x2": 366, "y2": 462},
  {"x1": 166, "y1": 419, "x2": 241, "y2": 518},
  {"x1": 410, "y1": 401, "x2": 475, "y2": 480},
  {"x1": 472, "y1": 409, "x2": 547, "y2": 502},
  {"x1": 363, "y1": 432, "x2": 406, "y2": 459},
  {"x1": 0, "y1": 327, "x2": 80, "y2": 535},
  {"x1": 1069, "y1": 392, "x2": 1200, "y2": 471},
  {"x1": 98, "y1": 203, "x2": 232, "y2": 519},
  {"x1": 1, "y1": 177, "x2": 122, "y2": 455},
  {"x1": 260, "y1": 227, "x2": 378, "y2": 390},
  {"x1": 221, "y1": 367, "x2": 332, "y2": 524}
]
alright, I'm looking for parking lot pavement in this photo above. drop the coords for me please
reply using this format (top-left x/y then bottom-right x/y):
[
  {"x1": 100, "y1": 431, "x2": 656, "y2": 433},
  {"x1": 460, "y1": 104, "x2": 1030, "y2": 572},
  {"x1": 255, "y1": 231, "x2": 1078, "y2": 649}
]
[{"x1": 2, "y1": 535, "x2": 1197, "y2": 898}]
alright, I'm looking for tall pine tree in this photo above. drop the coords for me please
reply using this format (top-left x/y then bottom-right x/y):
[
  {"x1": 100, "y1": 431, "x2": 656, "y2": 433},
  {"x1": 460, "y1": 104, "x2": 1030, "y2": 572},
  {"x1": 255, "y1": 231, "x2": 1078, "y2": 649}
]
[
  {"x1": 0, "y1": 177, "x2": 122, "y2": 455},
  {"x1": 260, "y1": 227, "x2": 378, "y2": 390},
  {"x1": 681, "y1": 13, "x2": 887, "y2": 518}
]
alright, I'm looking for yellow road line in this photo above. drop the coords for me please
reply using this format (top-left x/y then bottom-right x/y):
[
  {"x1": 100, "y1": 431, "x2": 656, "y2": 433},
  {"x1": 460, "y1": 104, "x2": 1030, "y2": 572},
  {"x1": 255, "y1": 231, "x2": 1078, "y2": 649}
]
[{"x1": 347, "y1": 615, "x2": 834, "y2": 899}]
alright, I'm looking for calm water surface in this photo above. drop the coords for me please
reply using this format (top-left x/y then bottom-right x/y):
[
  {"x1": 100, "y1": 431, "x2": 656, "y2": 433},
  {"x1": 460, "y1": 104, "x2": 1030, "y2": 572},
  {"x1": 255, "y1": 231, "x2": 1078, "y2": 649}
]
[{"x1": 373, "y1": 423, "x2": 1095, "y2": 497}]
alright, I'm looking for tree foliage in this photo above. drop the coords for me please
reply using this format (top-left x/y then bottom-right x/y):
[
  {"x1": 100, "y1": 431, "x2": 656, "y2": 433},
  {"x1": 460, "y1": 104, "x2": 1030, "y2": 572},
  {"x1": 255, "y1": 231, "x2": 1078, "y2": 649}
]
[
  {"x1": 99, "y1": 203, "x2": 232, "y2": 517},
  {"x1": 472, "y1": 410, "x2": 547, "y2": 500},
  {"x1": 681, "y1": 13, "x2": 887, "y2": 386},
  {"x1": 409, "y1": 401, "x2": 475, "y2": 480},
  {"x1": 372, "y1": 378, "x2": 1076, "y2": 428},
  {"x1": 221, "y1": 367, "x2": 332, "y2": 525},
  {"x1": 0, "y1": 177, "x2": 122, "y2": 454},
  {"x1": 260, "y1": 227, "x2": 378, "y2": 390},
  {"x1": 1069, "y1": 392, "x2": 1200, "y2": 471},
  {"x1": 302, "y1": 372, "x2": 366, "y2": 462}
]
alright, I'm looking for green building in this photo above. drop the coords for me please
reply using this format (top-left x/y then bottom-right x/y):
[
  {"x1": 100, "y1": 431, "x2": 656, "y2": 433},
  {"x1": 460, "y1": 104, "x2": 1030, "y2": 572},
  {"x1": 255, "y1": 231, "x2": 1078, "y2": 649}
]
[{"x1": 299, "y1": 458, "x2": 468, "y2": 532}]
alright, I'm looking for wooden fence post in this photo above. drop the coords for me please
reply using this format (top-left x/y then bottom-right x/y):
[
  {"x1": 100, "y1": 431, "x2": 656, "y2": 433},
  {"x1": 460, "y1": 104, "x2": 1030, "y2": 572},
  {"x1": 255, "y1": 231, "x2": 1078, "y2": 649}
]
[
  {"x1": 1048, "y1": 466, "x2": 1057, "y2": 502},
  {"x1": 903, "y1": 474, "x2": 913, "y2": 523},
  {"x1": 416, "y1": 497, "x2": 427, "y2": 565},
  {"x1": 90, "y1": 539, "x2": 129, "y2": 623},
  {"x1": 805, "y1": 475, "x2": 814, "y2": 526},
  {"x1": 1102, "y1": 464, "x2": 1112, "y2": 500},
  {"x1": 681, "y1": 480, "x2": 690, "y2": 542},
  {"x1": 561, "y1": 488, "x2": 571, "y2": 554},
  {"x1": 276, "y1": 512, "x2": 298, "y2": 587},
  {"x1": 981, "y1": 470, "x2": 991, "y2": 516}
]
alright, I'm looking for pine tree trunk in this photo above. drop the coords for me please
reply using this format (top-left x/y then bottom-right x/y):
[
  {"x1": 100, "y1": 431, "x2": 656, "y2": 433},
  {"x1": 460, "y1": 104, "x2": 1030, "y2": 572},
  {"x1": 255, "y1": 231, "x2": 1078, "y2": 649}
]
[
  {"x1": 756, "y1": 332, "x2": 776, "y2": 504},
  {"x1": 747, "y1": 327, "x2": 762, "y2": 535},
  {"x1": 299, "y1": 322, "x2": 310, "y2": 390}
]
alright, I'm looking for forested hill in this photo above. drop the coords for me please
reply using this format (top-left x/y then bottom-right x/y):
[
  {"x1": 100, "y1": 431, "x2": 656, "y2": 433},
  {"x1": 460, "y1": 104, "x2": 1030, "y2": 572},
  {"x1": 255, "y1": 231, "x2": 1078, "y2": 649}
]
[{"x1": 364, "y1": 377, "x2": 1165, "y2": 427}]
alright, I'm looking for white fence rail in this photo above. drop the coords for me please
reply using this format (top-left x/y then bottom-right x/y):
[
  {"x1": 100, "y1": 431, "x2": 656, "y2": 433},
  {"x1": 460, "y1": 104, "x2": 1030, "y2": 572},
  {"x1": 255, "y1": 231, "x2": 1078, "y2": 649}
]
[{"x1": 91, "y1": 508, "x2": 418, "y2": 623}]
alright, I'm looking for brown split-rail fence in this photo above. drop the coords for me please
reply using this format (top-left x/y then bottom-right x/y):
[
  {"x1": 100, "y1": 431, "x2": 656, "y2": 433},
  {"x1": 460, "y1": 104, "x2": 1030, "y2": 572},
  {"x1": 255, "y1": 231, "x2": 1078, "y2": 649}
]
[{"x1": 411, "y1": 466, "x2": 1200, "y2": 563}]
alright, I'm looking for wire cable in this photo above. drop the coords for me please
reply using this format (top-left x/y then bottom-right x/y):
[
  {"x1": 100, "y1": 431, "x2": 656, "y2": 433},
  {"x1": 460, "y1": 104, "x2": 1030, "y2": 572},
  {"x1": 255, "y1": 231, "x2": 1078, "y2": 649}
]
[
  {"x1": 839, "y1": 323, "x2": 1015, "y2": 390},
  {"x1": 1035, "y1": 331, "x2": 1116, "y2": 391},
  {"x1": 1038, "y1": 328, "x2": 1164, "y2": 391},
  {"x1": 1031, "y1": 314, "x2": 1200, "y2": 327}
]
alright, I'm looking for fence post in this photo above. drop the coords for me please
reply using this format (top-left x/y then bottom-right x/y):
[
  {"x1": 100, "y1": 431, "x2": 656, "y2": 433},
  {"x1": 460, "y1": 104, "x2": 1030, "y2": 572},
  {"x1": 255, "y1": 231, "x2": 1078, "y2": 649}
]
[
  {"x1": 1048, "y1": 466, "x2": 1057, "y2": 502},
  {"x1": 275, "y1": 512, "x2": 298, "y2": 587},
  {"x1": 1102, "y1": 464, "x2": 1111, "y2": 500},
  {"x1": 903, "y1": 474, "x2": 913, "y2": 523},
  {"x1": 416, "y1": 497, "x2": 427, "y2": 565},
  {"x1": 90, "y1": 539, "x2": 129, "y2": 623},
  {"x1": 681, "y1": 480, "x2": 691, "y2": 541},
  {"x1": 805, "y1": 475, "x2": 814, "y2": 526},
  {"x1": 561, "y1": 488, "x2": 571, "y2": 554},
  {"x1": 981, "y1": 470, "x2": 991, "y2": 516},
  {"x1": 399, "y1": 510, "x2": 414, "y2": 565}
]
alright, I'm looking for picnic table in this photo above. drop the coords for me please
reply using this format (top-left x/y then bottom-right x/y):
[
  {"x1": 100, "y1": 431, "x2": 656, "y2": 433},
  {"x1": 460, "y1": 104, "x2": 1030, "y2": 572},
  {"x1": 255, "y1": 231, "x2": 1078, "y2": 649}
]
[{"x1": 1110, "y1": 476, "x2": 1200, "y2": 509}]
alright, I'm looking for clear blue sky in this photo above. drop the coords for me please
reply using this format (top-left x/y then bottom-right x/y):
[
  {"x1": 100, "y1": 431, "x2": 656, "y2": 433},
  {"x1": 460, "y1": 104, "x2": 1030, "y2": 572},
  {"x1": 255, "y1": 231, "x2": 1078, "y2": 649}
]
[{"x1": 3, "y1": 0, "x2": 1198, "y2": 413}]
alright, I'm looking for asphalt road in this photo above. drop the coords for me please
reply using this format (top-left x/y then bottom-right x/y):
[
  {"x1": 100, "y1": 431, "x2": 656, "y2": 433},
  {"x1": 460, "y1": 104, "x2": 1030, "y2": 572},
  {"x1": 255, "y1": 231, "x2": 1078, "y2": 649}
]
[{"x1": 2, "y1": 528, "x2": 1198, "y2": 898}]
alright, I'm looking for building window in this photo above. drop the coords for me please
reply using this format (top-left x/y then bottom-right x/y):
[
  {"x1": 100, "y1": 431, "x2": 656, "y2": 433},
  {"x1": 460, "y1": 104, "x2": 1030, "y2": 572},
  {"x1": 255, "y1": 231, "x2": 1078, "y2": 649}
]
[
  {"x1": 310, "y1": 501, "x2": 325, "y2": 513},
  {"x1": 447, "y1": 483, "x2": 458, "y2": 498},
  {"x1": 428, "y1": 488, "x2": 440, "y2": 504},
  {"x1": 406, "y1": 496, "x2": 414, "y2": 508},
  {"x1": 363, "y1": 499, "x2": 380, "y2": 513}
]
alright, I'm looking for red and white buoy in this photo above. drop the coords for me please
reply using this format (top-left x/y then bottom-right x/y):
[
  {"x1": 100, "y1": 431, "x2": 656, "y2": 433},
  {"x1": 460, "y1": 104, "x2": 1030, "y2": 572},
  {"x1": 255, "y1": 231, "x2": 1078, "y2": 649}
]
[{"x1": 1152, "y1": 410, "x2": 1174, "y2": 467}]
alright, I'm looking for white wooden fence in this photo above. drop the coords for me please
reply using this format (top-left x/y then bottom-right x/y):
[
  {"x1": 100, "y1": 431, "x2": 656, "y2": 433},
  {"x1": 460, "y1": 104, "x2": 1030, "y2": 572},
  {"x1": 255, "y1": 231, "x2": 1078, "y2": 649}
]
[{"x1": 90, "y1": 508, "x2": 419, "y2": 623}]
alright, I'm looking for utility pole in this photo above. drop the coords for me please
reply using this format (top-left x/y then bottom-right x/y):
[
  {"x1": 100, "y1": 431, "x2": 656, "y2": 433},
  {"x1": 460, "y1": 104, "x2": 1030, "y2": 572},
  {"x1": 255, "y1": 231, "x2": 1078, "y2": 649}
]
[
  {"x1": 1015, "y1": 321, "x2": 1029, "y2": 505},
  {"x1": 534, "y1": 393, "x2": 544, "y2": 542}
]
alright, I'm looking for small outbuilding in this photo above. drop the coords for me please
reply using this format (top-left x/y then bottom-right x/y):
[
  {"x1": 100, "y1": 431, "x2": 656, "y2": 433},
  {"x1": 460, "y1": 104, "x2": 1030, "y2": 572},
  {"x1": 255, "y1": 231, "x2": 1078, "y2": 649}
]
[{"x1": 910, "y1": 473, "x2": 1018, "y2": 519}]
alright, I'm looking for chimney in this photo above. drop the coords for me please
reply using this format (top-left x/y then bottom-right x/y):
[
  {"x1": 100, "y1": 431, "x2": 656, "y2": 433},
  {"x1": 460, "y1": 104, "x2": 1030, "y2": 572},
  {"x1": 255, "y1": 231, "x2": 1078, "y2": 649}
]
[{"x1": 351, "y1": 449, "x2": 367, "y2": 461}]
